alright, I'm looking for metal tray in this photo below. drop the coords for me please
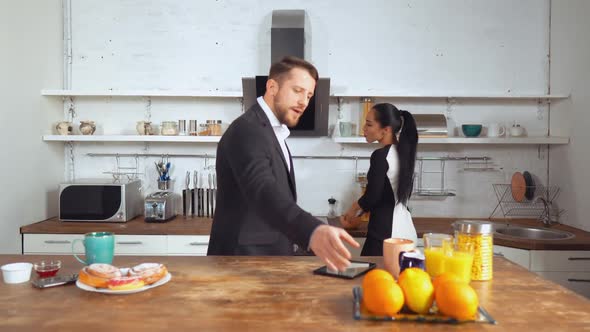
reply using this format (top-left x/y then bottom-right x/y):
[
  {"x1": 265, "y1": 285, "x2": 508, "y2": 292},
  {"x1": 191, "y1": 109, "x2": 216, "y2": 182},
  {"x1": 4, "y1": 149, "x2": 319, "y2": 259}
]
[{"x1": 352, "y1": 286, "x2": 496, "y2": 324}]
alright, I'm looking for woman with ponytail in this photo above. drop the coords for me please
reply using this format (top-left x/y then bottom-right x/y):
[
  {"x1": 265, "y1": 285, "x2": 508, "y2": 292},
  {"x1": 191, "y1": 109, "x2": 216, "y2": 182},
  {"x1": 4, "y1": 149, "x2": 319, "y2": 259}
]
[{"x1": 341, "y1": 103, "x2": 419, "y2": 256}]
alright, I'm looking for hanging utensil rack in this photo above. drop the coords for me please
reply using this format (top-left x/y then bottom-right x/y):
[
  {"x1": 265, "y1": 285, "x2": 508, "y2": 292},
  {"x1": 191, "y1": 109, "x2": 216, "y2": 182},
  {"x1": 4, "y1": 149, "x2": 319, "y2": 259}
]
[
  {"x1": 102, "y1": 154, "x2": 143, "y2": 182},
  {"x1": 413, "y1": 156, "x2": 492, "y2": 197}
]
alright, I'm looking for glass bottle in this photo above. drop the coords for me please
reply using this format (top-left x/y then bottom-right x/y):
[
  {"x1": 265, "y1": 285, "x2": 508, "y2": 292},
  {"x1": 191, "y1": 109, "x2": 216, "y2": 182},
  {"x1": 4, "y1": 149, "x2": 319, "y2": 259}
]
[
  {"x1": 359, "y1": 97, "x2": 373, "y2": 136},
  {"x1": 327, "y1": 197, "x2": 338, "y2": 218}
]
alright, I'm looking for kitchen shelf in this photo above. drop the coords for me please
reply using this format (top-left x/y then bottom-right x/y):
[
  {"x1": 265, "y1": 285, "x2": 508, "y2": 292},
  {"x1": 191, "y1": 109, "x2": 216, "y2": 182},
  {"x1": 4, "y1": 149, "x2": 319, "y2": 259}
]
[
  {"x1": 42, "y1": 135, "x2": 221, "y2": 143},
  {"x1": 41, "y1": 89, "x2": 242, "y2": 98},
  {"x1": 43, "y1": 135, "x2": 569, "y2": 145},
  {"x1": 42, "y1": 90, "x2": 570, "y2": 100},
  {"x1": 333, "y1": 136, "x2": 570, "y2": 145},
  {"x1": 329, "y1": 93, "x2": 570, "y2": 100}
]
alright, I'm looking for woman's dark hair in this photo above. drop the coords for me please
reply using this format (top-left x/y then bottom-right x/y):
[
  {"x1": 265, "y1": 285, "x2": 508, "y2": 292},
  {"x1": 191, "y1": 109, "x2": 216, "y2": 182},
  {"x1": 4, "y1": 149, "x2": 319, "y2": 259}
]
[{"x1": 372, "y1": 103, "x2": 418, "y2": 205}]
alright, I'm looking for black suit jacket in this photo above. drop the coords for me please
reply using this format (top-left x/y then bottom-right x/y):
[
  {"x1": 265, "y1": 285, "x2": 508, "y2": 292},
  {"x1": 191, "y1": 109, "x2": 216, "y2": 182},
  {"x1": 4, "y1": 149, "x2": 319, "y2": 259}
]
[{"x1": 207, "y1": 103, "x2": 322, "y2": 255}]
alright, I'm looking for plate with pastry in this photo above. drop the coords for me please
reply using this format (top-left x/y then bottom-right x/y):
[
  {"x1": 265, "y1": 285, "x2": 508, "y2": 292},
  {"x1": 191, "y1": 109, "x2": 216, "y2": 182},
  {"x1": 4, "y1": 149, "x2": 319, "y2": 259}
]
[{"x1": 76, "y1": 263, "x2": 171, "y2": 294}]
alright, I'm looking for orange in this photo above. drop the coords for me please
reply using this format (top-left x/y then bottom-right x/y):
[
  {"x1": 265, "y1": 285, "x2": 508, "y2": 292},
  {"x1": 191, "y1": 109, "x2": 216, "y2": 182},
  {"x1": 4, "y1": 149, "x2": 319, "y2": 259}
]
[
  {"x1": 435, "y1": 280, "x2": 479, "y2": 320},
  {"x1": 362, "y1": 269, "x2": 404, "y2": 316},
  {"x1": 432, "y1": 272, "x2": 464, "y2": 290},
  {"x1": 362, "y1": 269, "x2": 394, "y2": 291},
  {"x1": 398, "y1": 268, "x2": 435, "y2": 314}
]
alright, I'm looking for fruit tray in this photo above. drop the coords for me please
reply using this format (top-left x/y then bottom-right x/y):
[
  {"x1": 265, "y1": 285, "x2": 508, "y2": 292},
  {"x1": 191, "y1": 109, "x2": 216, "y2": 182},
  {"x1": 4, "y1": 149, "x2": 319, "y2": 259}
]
[{"x1": 352, "y1": 287, "x2": 496, "y2": 324}]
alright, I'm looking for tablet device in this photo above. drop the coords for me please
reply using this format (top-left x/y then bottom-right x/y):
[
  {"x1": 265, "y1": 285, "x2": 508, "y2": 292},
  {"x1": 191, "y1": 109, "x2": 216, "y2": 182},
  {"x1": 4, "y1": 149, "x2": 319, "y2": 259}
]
[{"x1": 313, "y1": 261, "x2": 377, "y2": 279}]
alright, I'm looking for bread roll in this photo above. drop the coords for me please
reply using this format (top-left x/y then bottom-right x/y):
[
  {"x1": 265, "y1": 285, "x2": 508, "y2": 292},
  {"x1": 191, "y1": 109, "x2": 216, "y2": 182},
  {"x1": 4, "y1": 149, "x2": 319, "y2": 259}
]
[
  {"x1": 107, "y1": 276, "x2": 145, "y2": 291},
  {"x1": 87, "y1": 263, "x2": 122, "y2": 279},
  {"x1": 78, "y1": 267, "x2": 110, "y2": 288},
  {"x1": 131, "y1": 263, "x2": 168, "y2": 285}
]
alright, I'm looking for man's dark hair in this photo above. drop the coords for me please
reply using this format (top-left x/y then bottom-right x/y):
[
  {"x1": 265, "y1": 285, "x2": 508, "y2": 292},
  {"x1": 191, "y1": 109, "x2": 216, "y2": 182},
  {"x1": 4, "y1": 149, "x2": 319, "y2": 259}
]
[{"x1": 268, "y1": 56, "x2": 319, "y2": 83}]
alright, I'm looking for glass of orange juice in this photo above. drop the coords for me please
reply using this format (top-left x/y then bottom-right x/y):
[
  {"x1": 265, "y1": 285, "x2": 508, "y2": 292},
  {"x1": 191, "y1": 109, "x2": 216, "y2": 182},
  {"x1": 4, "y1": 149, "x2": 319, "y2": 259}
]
[
  {"x1": 423, "y1": 233, "x2": 453, "y2": 278},
  {"x1": 444, "y1": 242, "x2": 474, "y2": 283}
]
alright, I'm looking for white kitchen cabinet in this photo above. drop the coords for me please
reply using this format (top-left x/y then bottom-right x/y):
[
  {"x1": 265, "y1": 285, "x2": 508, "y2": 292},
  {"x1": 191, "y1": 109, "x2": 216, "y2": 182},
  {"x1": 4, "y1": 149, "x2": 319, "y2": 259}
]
[
  {"x1": 529, "y1": 250, "x2": 590, "y2": 298},
  {"x1": 530, "y1": 250, "x2": 590, "y2": 272},
  {"x1": 114, "y1": 235, "x2": 167, "y2": 255},
  {"x1": 535, "y1": 272, "x2": 590, "y2": 298},
  {"x1": 493, "y1": 245, "x2": 531, "y2": 269},
  {"x1": 167, "y1": 235, "x2": 210, "y2": 256},
  {"x1": 492, "y1": 246, "x2": 590, "y2": 298},
  {"x1": 23, "y1": 234, "x2": 84, "y2": 254}
]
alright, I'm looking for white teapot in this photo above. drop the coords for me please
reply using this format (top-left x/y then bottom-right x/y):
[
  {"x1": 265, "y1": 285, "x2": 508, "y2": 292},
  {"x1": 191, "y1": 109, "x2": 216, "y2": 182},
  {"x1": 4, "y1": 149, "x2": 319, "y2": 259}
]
[{"x1": 509, "y1": 124, "x2": 525, "y2": 137}]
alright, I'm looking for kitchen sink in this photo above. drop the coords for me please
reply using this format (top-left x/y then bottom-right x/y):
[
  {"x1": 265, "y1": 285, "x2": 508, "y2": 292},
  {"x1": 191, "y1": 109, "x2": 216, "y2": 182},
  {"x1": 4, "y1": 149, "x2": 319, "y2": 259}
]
[{"x1": 494, "y1": 225, "x2": 575, "y2": 240}]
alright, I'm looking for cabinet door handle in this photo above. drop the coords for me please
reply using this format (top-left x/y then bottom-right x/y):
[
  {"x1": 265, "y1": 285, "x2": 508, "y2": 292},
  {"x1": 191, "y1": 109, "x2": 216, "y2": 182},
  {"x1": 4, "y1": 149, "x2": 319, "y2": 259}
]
[
  {"x1": 493, "y1": 252, "x2": 504, "y2": 257},
  {"x1": 567, "y1": 279, "x2": 590, "y2": 283},
  {"x1": 44, "y1": 240, "x2": 71, "y2": 244},
  {"x1": 116, "y1": 241, "x2": 143, "y2": 245},
  {"x1": 568, "y1": 257, "x2": 590, "y2": 261},
  {"x1": 189, "y1": 242, "x2": 209, "y2": 246}
]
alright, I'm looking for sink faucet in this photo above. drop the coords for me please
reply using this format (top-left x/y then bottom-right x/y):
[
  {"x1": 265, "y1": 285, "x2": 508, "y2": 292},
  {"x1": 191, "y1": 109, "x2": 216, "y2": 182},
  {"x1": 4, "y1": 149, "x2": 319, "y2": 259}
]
[{"x1": 534, "y1": 196, "x2": 557, "y2": 227}]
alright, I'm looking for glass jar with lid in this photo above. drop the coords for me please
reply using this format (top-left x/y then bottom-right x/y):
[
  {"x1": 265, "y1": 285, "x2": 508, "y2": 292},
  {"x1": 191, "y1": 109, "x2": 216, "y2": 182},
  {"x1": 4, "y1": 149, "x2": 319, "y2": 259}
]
[
  {"x1": 198, "y1": 123, "x2": 210, "y2": 136},
  {"x1": 161, "y1": 121, "x2": 178, "y2": 136},
  {"x1": 207, "y1": 120, "x2": 223, "y2": 136},
  {"x1": 452, "y1": 220, "x2": 494, "y2": 281}
]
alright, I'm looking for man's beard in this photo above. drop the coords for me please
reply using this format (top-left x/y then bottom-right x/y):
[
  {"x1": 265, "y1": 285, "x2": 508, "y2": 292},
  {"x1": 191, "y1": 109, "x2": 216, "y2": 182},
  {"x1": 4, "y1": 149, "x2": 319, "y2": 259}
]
[{"x1": 274, "y1": 97, "x2": 299, "y2": 127}]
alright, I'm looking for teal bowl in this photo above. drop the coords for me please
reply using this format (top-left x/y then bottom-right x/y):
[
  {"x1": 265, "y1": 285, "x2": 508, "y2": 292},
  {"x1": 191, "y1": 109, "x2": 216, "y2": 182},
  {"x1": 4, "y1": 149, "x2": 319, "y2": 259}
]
[{"x1": 462, "y1": 124, "x2": 482, "y2": 137}]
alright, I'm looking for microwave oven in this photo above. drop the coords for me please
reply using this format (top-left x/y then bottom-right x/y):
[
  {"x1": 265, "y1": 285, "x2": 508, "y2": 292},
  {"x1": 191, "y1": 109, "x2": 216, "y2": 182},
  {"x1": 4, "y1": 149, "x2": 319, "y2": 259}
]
[{"x1": 58, "y1": 179, "x2": 143, "y2": 222}]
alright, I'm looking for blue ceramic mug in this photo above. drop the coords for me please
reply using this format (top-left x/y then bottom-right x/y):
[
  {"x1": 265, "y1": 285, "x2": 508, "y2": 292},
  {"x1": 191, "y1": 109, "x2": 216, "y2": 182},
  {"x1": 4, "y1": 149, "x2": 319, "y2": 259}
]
[
  {"x1": 399, "y1": 251, "x2": 426, "y2": 274},
  {"x1": 72, "y1": 232, "x2": 115, "y2": 265}
]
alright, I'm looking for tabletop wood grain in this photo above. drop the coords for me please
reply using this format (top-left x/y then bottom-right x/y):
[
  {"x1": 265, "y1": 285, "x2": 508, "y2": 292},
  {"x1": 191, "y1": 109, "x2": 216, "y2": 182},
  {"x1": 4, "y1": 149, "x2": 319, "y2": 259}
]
[{"x1": 1, "y1": 255, "x2": 589, "y2": 331}]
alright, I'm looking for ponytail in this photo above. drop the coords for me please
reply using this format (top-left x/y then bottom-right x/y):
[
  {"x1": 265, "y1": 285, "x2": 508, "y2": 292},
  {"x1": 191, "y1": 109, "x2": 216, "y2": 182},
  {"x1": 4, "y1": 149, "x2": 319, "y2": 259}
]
[
  {"x1": 395, "y1": 110, "x2": 418, "y2": 205},
  {"x1": 371, "y1": 104, "x2": 419, "y2": 205}
]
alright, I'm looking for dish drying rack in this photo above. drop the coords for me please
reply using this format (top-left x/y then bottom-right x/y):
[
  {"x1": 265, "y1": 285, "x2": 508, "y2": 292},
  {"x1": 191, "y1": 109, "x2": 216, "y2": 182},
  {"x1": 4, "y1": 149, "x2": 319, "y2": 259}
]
[
  {"x1": 414, "y1": 156, "x2": 494, "y2": 197},
  {"x1": 489, "y1": 184, "x2": 563, "y2": 220}
]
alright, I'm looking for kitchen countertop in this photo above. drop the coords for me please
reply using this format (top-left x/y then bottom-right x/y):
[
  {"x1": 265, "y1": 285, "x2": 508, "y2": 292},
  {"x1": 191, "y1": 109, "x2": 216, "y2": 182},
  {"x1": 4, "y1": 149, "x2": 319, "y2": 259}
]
[
  {"x1": 1, "y1": 255, "x2": 589, "y2": 331},
  {"x1": 21, "y1": 216, "x2": 590, "y2": 250}
]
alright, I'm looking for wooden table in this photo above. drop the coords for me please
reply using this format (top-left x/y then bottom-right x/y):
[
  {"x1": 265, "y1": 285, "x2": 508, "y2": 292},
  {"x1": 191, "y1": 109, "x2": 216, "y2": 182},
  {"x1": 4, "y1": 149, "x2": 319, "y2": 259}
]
[{"x1": 1, "y1": 255, "x2": 590, "y2": 331}]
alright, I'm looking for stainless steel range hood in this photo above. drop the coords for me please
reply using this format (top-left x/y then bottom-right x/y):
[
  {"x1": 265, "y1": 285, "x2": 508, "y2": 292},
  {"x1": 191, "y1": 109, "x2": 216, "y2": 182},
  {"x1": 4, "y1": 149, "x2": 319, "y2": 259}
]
[
  {"x1": 271, "y1": 10, "x2": 310, "y2": 63},
  {"x1": 241, "y1": 9, "x2": 329, "y2": 137}
]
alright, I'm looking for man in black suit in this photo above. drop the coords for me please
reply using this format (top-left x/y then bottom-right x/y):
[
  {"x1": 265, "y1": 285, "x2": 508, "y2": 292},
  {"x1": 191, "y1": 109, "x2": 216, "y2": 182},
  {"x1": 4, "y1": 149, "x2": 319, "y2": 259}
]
[{"x1": 208, "y1": 56, "x2": 358, "y2": 271}]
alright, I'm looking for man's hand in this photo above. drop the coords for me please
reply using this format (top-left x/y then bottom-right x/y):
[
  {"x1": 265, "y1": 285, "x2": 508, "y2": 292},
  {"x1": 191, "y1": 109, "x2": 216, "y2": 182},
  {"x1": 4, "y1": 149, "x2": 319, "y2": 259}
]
[{"x1": 309, "y1": 225, "x2": 360, "y2": 272}]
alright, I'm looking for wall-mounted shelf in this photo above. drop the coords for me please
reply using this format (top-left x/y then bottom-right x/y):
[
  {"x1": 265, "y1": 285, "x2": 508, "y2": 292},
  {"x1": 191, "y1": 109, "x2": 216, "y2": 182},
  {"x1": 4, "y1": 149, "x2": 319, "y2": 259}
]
[
  {"x1": 43, "y1": 135, "x2": 569, "y2": 145},
  {"x1": 41, "y1": 89, "x2": 242, "y2": 98},
  {"x1": 42, "y1": 90, "x2": 570, "y2": 100},
  {"x1": 43, "y1": 135, "x2": 221, "y2": 143},
  {"x1": 329, "y1": 93, "x2": 570, "y2": 100},
  {"x1": 333, "y1": 136, "x2": 570, "y2": 145}
]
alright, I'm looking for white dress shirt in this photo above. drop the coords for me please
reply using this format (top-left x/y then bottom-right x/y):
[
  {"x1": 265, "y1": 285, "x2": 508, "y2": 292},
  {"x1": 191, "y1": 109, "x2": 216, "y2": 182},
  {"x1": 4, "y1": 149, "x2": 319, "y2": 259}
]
[{"x1": 257, "y1": 96, "x2": 291, "y2": 172}]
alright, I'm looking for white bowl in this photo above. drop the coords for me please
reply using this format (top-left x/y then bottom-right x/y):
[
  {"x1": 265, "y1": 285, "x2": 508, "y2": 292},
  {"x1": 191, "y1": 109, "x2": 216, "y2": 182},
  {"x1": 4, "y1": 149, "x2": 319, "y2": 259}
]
[{"x1": 1, "y1": 262, "x2": 33, "y2": 284}]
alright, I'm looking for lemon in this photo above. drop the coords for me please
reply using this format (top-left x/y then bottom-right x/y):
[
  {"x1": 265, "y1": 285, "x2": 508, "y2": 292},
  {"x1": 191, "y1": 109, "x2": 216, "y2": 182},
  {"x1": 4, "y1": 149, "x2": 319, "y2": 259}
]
[{"x1": 398, "y1": 268, "x2": 435, "y2": 314}]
